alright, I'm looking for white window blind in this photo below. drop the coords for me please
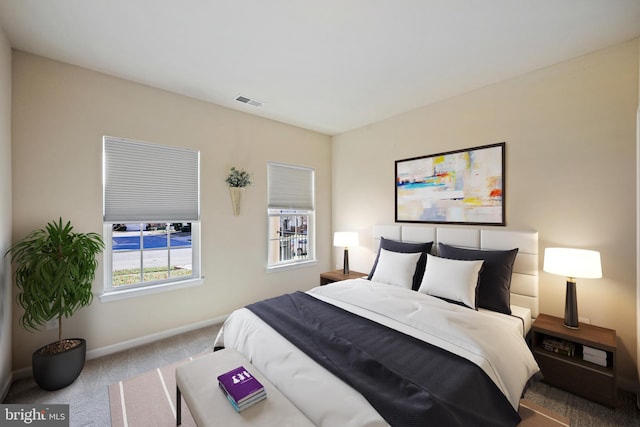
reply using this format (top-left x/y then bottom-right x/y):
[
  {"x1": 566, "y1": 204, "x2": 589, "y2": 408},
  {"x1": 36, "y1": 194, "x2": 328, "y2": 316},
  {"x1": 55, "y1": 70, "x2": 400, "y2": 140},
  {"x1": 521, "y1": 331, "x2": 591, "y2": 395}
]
[
  {"x1": 267, "y1": 162, "x2": 315, "y2": 210},
  {"x1": 103, "y1": 136, "x2": 200, "y2": 222}
]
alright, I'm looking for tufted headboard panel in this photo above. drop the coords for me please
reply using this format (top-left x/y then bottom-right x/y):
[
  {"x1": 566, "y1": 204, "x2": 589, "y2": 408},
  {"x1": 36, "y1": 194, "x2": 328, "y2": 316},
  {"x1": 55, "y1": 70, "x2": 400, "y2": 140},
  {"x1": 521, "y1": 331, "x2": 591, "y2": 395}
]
[{"x1": 373, "y1": 225, "x2": 539, "y2": 318}]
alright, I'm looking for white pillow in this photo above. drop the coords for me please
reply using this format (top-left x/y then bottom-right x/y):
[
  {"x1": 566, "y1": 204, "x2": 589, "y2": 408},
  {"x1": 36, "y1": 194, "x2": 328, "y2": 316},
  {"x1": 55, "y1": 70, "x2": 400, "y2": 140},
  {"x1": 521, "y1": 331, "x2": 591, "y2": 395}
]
[
  {"x1": 370, "y1": 248, "x2": 422, "y2": 289},
  {"x1": 417, "y1": 254, "x2": 483, "y2": 309}
]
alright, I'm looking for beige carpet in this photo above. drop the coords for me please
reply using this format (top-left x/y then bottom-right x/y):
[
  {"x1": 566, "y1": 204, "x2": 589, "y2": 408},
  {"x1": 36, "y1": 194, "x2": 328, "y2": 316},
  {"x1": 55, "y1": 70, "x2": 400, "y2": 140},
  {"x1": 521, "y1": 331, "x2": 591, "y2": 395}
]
[{"x1": 109, "y1": 357, "x2": 570, "y2": 427}]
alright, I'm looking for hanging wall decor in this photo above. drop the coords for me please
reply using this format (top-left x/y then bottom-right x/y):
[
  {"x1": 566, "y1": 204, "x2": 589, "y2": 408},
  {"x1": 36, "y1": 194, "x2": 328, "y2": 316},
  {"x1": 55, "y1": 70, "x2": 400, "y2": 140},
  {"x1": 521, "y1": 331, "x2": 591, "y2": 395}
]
[
  {"x1": 226, "y1": 166, "x2": 252, "y2": 216},
  {"x1": 395, "y1": 142, "x2": 505, "y2": 225}
]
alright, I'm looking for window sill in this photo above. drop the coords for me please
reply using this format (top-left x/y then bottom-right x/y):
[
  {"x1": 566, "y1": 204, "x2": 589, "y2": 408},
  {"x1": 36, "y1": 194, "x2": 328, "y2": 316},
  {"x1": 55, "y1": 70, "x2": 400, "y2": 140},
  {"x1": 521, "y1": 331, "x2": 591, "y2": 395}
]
[
  {"x1": 98, "y1": 277, "x2": 204, "y2": 303},
  {"x1": 266, "y1": 259, "x2": 317, "y2": 273}
]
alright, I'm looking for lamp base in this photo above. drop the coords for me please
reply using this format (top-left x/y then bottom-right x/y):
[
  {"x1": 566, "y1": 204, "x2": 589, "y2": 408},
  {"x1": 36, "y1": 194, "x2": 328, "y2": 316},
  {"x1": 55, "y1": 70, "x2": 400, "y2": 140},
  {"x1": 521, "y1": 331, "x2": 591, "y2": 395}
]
[
  {"x1": 564, "y1": 279, "x2": 579, "y2": 329},
  {"x1": 342, "y1": 248, "x2": 350, "y2": 275}
]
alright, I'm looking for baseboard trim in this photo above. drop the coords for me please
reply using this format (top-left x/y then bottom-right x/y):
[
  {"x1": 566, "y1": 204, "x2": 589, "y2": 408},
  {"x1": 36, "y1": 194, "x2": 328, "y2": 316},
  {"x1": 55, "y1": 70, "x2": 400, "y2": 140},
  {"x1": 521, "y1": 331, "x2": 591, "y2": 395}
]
[
  {"x1": 86, "y1": 314, "x2": 228, "y2": 360},
  {"x1": 11, "y1": 314, "x2": 229, "y2": 381},
  {"x1": 1, "y1": 372, "x2": 13, "y2": 401}
]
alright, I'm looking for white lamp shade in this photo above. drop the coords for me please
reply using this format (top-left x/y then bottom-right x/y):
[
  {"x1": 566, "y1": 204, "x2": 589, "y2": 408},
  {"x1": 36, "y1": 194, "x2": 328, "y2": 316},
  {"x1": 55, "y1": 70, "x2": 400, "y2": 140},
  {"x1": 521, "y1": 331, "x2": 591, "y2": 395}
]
[
  {"x1": 333, "y1": 232, "x2": 359, "y2": 248},
  {"x1": 543, "y1": 247, "x2": 602, "y2": 279}
]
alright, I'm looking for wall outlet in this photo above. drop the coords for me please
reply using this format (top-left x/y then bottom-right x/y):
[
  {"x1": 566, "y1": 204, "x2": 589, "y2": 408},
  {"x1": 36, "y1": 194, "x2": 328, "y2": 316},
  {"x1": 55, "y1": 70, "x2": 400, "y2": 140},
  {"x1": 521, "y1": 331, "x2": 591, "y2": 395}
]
[{"x1": 578, "y1": 316, "x2": 591, "y2": 324}]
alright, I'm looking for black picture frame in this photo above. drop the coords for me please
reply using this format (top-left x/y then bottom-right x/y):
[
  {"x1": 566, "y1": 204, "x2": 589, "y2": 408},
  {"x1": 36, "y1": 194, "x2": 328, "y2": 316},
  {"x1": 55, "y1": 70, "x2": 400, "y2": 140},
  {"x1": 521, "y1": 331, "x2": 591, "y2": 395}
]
[{"x1": 395, "y1": 142, "x2": 505, "y2": 226}]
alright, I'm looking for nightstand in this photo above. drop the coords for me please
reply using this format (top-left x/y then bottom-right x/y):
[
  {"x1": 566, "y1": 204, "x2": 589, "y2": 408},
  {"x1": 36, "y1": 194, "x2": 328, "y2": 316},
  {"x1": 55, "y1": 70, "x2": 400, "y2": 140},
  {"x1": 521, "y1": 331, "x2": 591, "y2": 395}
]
[
  {"x1": 531, "y1": 313, "x2": 617, "y2": 407},
  {"x1": 320, "y1": 269, "x2": 367, "y2": 285}
]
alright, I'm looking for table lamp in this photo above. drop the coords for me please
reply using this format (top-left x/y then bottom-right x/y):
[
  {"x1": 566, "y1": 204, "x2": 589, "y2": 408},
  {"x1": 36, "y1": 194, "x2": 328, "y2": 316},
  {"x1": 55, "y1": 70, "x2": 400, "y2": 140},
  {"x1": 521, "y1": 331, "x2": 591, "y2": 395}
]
[
  {"x1": 543, "y1": 247, "x2": 602, "y2": 329},
  {"x1": 333, "y1": 232, "x2": 359, "y2": 274}
]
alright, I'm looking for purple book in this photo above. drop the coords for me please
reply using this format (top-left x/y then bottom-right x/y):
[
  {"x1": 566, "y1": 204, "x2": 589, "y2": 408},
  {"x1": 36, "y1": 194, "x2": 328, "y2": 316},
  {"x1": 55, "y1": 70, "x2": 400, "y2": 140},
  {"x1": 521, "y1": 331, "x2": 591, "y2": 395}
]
[{"x1": 217, "y1": 366, "x2": 265, "y2": 404}]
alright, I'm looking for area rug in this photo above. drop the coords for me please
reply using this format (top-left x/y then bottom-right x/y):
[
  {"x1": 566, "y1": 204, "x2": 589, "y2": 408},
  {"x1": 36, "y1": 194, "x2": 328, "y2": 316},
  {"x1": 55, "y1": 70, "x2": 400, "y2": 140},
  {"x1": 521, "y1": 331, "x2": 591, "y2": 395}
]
[
  {"x1": 519, "y1": 399, "x2": 570, "y2": 427},
  {"x1": 109, "y1": 358, "x2": 198, "y2": 427},
  {"x1": 109, "y1": 357, "x2": 570, "y2": 427}
]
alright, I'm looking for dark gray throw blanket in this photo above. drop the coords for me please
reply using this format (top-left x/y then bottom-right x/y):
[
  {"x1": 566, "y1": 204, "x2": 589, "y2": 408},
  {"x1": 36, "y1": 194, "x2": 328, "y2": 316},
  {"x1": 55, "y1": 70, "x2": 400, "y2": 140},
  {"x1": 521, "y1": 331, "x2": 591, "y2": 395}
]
[{"x1": 246, "y1": 291, "x2": 520, "y2": 427}]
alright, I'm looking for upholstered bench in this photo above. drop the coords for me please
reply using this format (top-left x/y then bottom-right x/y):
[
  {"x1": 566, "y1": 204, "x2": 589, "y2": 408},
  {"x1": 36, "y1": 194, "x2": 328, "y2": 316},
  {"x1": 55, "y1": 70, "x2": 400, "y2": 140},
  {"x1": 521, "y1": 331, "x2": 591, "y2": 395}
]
[{"x1": 176, "y1": 348, "x2": 314, "y2": 427}]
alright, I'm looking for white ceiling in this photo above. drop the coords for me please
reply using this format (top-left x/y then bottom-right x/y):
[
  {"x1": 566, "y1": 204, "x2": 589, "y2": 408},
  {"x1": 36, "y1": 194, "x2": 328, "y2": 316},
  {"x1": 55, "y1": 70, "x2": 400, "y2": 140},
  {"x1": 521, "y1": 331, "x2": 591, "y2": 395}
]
[{"x1": 1, "y1": 1, "x2": 639, "y2": 135}]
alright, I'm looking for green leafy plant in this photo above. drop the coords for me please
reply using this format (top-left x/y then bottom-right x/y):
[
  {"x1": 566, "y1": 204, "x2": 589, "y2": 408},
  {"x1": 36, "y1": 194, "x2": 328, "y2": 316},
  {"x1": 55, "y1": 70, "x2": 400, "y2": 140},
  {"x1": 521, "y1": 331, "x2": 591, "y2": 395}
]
[
  {"x1": 4, "y1": 218, "x2": 104, "y2": 352},
  {"x1": 225, "y1": 166, "x2": 252, "y2": 188}
]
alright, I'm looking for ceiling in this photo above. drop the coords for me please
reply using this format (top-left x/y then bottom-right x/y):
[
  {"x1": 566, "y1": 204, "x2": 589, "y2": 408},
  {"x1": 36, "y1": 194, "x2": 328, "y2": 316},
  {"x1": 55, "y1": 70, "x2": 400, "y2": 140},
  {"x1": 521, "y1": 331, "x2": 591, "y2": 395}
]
[{"x1": 1, "y1": 1, "x2": 639, "y2": 135}]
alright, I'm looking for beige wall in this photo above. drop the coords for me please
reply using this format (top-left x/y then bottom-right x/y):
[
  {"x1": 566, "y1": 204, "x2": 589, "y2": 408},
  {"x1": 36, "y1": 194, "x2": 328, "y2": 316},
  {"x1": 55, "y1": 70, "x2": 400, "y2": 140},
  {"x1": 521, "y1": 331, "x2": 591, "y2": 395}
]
[
  {"x1": 10, "y1": 51, "x2": 332, "y2": 370},
  {"x1": 333, "y1": 39, "x2": 639, "y2": 387},
  {"x1": 0, "y1": 24, "x2": 12, "y2": 398},
  {"x1": 636, "y1": 40, "x2": 640, "y2": 398}
]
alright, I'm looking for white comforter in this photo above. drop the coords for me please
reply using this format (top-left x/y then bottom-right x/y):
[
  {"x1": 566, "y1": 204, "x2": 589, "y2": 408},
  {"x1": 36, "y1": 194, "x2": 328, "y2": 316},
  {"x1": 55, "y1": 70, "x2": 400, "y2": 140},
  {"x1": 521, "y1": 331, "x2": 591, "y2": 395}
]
[{"x1": 214, "y1": 279, "x2": 539, "y2": 427}]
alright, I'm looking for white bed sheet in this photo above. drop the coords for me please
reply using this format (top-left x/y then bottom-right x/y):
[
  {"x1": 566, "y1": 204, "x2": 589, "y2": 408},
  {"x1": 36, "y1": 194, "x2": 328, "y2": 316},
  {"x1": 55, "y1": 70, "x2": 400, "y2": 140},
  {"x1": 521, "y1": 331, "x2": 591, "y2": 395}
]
[
  {"x1": 214, "y1": 279, "x2": 539, "y2": 426},
  {"x1": 479, "y1": 304, "x2": 532, "y2": 337}
]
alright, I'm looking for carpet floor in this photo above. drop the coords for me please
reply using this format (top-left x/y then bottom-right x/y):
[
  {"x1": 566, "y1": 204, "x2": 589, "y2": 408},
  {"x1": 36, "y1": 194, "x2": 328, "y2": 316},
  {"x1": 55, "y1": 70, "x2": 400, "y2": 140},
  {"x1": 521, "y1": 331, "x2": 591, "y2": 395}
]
[
  {"x1": 523, "y1": 380, "x2": 639, "y2": 427},
  {"x1": 4, "y1": 324, "x2": 220, "y2": 426},
  {"x1": 4, "y1": 323, "x2": 639, "y2": 426}
]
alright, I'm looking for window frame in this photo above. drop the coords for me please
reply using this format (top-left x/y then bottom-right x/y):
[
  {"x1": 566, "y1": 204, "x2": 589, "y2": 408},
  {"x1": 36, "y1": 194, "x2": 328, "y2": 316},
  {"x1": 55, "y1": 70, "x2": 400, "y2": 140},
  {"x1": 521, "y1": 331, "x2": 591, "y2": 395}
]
[
  {"x1": 100, "y1": 136, "x2": 202, "y2": 302},
  {"x1": 266, "y1": 162, "x2": 316, "y2": 270},
  {"x1": 267, "y1": 209, "x2": 316, "y2": 270},
  {"x1": 100, "y1": 222, "x2": 202, "y2": 302}
]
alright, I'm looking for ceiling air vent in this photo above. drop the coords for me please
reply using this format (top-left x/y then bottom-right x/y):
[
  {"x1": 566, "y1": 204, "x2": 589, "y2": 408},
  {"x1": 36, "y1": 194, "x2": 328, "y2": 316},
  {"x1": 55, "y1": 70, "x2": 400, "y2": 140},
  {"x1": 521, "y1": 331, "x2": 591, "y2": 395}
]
[{"x1": 235, "y1": 95, "x2": 263, "y2": 107}]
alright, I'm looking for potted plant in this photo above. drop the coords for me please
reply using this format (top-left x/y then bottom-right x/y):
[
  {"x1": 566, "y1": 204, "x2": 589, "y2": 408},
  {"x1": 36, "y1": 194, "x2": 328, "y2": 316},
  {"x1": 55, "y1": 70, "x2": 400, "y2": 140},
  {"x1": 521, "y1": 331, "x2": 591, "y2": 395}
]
[
  {"x1": 4, "y1": 218, "x2": 104, "y2": 390},
  {"x1": 225, "y1": 166, "x2": 252, "y2": 215}
]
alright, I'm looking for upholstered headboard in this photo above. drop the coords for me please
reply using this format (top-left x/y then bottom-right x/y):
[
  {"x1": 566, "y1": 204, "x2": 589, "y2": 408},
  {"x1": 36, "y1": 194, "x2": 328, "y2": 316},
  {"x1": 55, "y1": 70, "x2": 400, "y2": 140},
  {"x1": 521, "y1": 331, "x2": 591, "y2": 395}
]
[{"x1": 372, "y1": 225, "x2": 539, "y2": 318}]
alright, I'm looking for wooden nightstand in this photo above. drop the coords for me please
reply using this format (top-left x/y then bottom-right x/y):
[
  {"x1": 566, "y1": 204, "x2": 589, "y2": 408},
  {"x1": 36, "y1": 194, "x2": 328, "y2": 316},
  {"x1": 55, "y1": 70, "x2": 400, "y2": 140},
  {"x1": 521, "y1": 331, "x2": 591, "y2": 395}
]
[
  {"x1": 320, "y1": 270, "x2": 367, "y2": 285},
  {"x1": 531, "y1": 313, "x2": 617, "y2": 407}
]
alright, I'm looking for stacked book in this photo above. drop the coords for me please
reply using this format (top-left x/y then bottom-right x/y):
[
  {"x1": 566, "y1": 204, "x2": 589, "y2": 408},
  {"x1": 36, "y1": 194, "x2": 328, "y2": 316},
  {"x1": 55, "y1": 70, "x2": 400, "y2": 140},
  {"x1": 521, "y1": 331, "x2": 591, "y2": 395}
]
[
  {"x1": 217, "y1": 366, "x2": 266, "y2": 412},
  {"x1": 583, "y1": 346, "x2": 608, "y2": 367},
  {"x1": 541, "y1": 336, "x2": 576, "y2": 356}
]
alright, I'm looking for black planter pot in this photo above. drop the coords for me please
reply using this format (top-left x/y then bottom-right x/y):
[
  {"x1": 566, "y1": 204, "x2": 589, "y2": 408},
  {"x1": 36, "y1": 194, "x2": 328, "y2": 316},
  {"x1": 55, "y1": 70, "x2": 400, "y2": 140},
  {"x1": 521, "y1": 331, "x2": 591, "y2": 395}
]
[{"x1": 32, "y1": 338, "x2": 86, "y2": 391}]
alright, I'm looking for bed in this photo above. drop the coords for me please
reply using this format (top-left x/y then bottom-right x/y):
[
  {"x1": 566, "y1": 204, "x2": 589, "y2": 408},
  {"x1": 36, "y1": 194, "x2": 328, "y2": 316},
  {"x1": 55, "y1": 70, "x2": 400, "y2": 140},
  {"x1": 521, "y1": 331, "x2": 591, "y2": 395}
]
[{"x1": 214, "y1": 225, "x2": 540, "y2": 427}]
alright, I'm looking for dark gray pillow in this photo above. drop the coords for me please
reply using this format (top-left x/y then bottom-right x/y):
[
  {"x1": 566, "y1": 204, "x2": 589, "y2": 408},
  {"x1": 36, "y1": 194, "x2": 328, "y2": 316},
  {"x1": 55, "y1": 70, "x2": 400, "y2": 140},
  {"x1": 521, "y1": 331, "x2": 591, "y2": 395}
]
[
  {"x1": 438, "y1": 243, "x2": 518, "y2": 315},
  {"x1": 368, "y1": 237, "x2": 433, "y2": 291}
]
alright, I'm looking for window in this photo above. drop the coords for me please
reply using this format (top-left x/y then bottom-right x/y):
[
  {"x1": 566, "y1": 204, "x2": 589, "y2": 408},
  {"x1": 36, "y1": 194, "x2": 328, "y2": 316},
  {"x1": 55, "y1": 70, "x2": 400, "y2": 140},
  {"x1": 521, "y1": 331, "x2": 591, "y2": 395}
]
[
  {"x1": 101, "y1": 136, "x2": 201, "y2": 300},
  {"x1": 109, "y1": 222, "x2": 196, "y2": 285},
  {"x1": 267, "y1": 162, "x2": 315, "y2": 268}
]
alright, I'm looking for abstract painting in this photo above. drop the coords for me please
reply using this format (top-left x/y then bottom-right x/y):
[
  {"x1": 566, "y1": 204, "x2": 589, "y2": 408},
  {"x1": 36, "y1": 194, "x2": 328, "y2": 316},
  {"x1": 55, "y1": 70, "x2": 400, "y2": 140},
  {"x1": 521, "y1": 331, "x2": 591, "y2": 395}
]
[{"x1": 395, "y1": 142, "x2": 505, "y2": 225}]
